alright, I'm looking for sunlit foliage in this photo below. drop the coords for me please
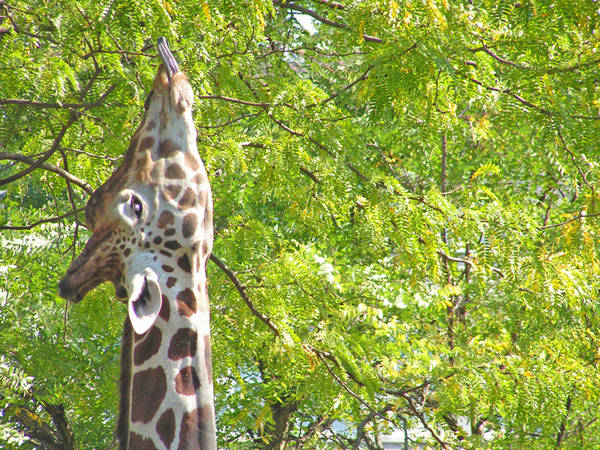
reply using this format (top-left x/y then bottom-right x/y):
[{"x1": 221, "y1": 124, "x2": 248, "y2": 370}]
[{"x1": 1, "y1": 1, "x2": 600, "y2": 447}]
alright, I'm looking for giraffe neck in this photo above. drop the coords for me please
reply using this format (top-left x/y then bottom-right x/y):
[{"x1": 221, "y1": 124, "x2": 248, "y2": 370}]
[{"x1": 119, "y1": 271, "x2": 216, "y2": 450}]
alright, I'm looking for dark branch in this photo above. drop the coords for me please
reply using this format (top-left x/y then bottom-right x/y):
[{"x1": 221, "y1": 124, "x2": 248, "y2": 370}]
[
  {"x1": 468, "y1": 77, "x2": 600, "y2": 120},
  {"x1": 0, "y1": 85, "x2": 115, "y2": 187},
  {"x1": 0, "y1": 152, "x2": 93, "y2": 194},
  {"x1": 0, "y1": 85, "x2": 115, "y2": 111},
  {"x1": 470, "y1": 44, "x2": 530, "y2": 70},
  {"x1": 0, "y1": 208, "x2": 85, "y2": 231},
  {"x1": 0, "y1": 112, "x2": 78, "y2": 187},
  {"x1": 272, "y1": 0, "x2": 382, "y2": 43},
  {"x1": 311, "y1": 0, "x2": 346, "y2": 10},
  {"x1": 209, "y1": 254, "x2": 280, "y2": 336},
  {"x1": 197, "y1": 95, "x2": 271, "y2": 108},
  {"x1": 539, "y1": 210, "x2": 600, "y2": 230},
  {"x1": 470, "y1": 44, "x2": 600, "y2": 74},
  {"x1": 312, "y1": 347, "x2": 399, "y2": 428}
]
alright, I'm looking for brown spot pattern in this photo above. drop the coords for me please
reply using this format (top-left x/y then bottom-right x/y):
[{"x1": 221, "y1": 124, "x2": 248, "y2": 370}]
[
  {"x1": 178, "y1": 187, "x2": 196, "y2": 209},
  {"x1": 156, "y1": 408, "x2": 175, "y2": 448},
  {"x1": 165, "y1": 228, "x2": 176, "y2": 237},
  {"x1": 177, "y1": 406, "x2": 215, "y2": 450},
  {"x1": 177, "y1": 254, "x2": 192, "y2": 273},
  {"x1": 162, "y1": 265, "x2": 174, "y2": 273},
  {"x1": 204, "y1": 334, "x2": 213, "y2": 383},
  {"x1": 167, "y1": 328, "x2": 197, "y2": 360},
  {"x1": 176, "y1": 289, "x2": 197, "y2": 316},
  {"x1": 192, "y1": 173, "x2": 206, "y2": 185},
  {"x1": 197, "y1": 190, "x2": 207, "y2": 208},
  {"x1": 131, "y1": 367, "x2": 166, "y2": 424},
  {"x1": 158, "y1": 138, "x2": 177, "y2": 159},
  {"x1": 203, "y1": 205, "x2": 213, "y2": 230},
  {"x1": 165, "y1": 163, "x2": 185, "y2": 179},
  {"x1": 166, "y1": 277, "x2": 177, "y2": 288},
  {"x1": 145, "y1": 119, "x2": 156, "y2": 131},
  {"x1": 165, "y1": 240, "x2": 182, "y2": 250},
  {"x1": 164, "y1": 184, "x2": 182, "y2": 201},
  {"x1": 175, "y1": 366, "x2": 201, "y2": 395},
  {"x1": 139, "y1": 136, "x2": 155, "y2": 150},
  {"x1": 159, "y1": 295, "x2": 170, "y2": 321},
  {"x1": 157, "y1": 210, "x2": 175, "y2": 229},
  {"x1": 133, "y1": 326, "x2": 162, "y2": 366},
  {"x1": 129, "y1": 432, "x2": 159, "y2": 450},
  {"x1": 182, "y1": 213, "x2": 198, "y2": 239},
  {"x1": 184, "y1": 152, "x2": 200, "y2": 171}
]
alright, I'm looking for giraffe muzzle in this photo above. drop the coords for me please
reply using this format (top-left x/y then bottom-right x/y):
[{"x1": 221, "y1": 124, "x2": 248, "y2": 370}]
[{"x1": 57, "y1": 277, "x2": 80, "y2": 302}]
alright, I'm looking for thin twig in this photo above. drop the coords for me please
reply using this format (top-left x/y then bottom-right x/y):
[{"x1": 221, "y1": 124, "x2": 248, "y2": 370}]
[
  {"x1": 470, "y1": 44, "x2": 530, "y2": 70},
  {"x1": 0, "y1": 208, "x2": 85, "y2": 231},
  {"x1": 0, "y1": 152, "x2": 93, "y2": 194},
  {"x1": 313, "y1": 348, "x2": 399, "y2": 428},
  {"x1": 0, "y1": 112, "x2": 79, "y2": 187},
  {"x1": 272, "y1": 0, "x2": 382, "y2": 43},
  {"x1": 468, "y1": 77, "x2": 600, "y2": 120},
  {"x1": 368, "y1": 142, "x2": 400, "y2": 181},
  {"x1": 209, "y1": 254, "x2": 280, "y2": 336},
  {"x1": 402, "y1": 394, "x2": 448, "y2": 449},
  {"x1": 556, "y1": 128, "x2": 594, "y2": 191},
  {"x1": 539, "y1": 211, "x2": 600, "y2": 230},
  {"x1": 198, "y1": 95, "x2": 270, "y2": 108}
]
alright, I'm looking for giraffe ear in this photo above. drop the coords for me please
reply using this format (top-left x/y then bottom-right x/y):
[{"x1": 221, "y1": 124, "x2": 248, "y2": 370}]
[{"x1": 127, "y1": 268, "x2": 162, "y2": 335}]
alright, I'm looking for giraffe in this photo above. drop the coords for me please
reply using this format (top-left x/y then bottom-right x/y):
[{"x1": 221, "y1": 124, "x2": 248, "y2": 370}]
[{"x1": 58, "y1": 38, "x2": 216, "y2": 449}]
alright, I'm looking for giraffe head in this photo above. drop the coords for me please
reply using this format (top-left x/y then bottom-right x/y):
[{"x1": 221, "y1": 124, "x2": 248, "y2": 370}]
[{"x1": 58, "y1": 38, "x2": 213, "y2": 335}]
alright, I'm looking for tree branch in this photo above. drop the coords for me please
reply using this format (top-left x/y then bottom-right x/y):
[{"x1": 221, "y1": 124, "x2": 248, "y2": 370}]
[
  {"x1": 42, "y1": 402, "x2": 76, "y2": 450},
  {"x1": 468, "y1": 77, "x2": 600, "y2": 120},
  {"x1": 312, "y1": 347, "x2": 399, "y2": 428},
  {"x1": 209, "y1": 254, "x2": 280, "y2": 336},
  {"x1": 470, "y1": 43, "x2": 600, "y2": 74},
  {"x1": 272, "y1": 0, "x2": 382, "y2": 43},
  {"x1": 556, "y1": 395, "x2": 572, "y2": 447},
  {"x1": 311, "y1": 0, "x2": 346, "y2": 10},
  {"x1": 556, "y1": 128, "x2": 594, "y2": 192},
  {"x1": 0, "y1": 112, "x2": 79, "y2": 187},
  {"x1": 0, "y1": 85, "x2": 115, "y2": 111},
  {"x1": 0, "y1": 152, "x2": 93, "y2": 194},
  {"x1": 0, "y1": 83, "x2": 115, "y2": 188},
  {"x1": 470, "y1": 44, "x2": 530, "y2": 70},
  {"x1": 0, "y1": 98, "x2": 91, "y2": 110},
  {"x1": 538, "y1": 211, "x2": 600, "y2": 230},
  {"x1": 197, "y1": 95, "x2": 270, "y2": 108},
  {"x1": 0, "y1": 208, "x2": 85, "y2": 231},
  {"x1": 402, "y1": 393, "x2": 448, "y2": 449}
]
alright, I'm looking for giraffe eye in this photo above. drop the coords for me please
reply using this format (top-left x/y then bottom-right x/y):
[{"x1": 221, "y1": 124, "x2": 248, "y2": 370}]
[{"x1": 131, "y1": 196, "x2": 143, "y2": 218}]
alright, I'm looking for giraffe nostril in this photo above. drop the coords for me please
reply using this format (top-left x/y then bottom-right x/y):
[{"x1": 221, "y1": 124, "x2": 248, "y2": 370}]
[
  {"x1": 58, "y1": 278, "x2": 72, "y2": 299},
  {"x1": 58, "y1": 285, "x2": 67, "y2": 299}
]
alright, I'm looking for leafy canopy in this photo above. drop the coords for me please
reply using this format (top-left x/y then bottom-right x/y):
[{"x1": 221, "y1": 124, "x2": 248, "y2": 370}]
[{"x1": 1, "y1": 0, "x2": 600, "y2": 448}]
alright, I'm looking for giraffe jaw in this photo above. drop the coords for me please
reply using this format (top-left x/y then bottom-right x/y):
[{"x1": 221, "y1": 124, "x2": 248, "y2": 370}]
[{"x1": 127, "y1": 268, "x2": 162, "y2": 335}]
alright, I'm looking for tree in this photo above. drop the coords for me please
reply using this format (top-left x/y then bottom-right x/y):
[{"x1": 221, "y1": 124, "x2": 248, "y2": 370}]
[{"x1": 1, "y1": 0, "x2": 600, "y2": 447}]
